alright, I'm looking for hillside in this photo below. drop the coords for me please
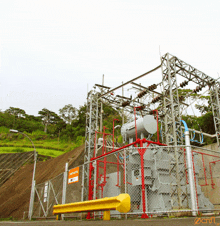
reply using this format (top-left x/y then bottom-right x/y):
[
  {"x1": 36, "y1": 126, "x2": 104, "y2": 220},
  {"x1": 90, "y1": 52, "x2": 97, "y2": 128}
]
[{"x1": 0, "y1": 144, "x2": 84, "y2": 219}]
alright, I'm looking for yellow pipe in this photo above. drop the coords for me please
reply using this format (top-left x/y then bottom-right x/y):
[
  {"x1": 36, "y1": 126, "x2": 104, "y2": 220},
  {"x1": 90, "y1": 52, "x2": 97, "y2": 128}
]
[{"x1": 53, "y1": 193, "x2": 130, "y2": 216}]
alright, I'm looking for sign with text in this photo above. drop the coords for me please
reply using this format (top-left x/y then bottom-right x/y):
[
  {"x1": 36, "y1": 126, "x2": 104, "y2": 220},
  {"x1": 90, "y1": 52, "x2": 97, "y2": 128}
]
[
  {"x1": 68, "y1": 167, "x2": 79, "y2": 184},
  {"x1": 43, "y1": 181, "x2": 49, "y2": 202}
]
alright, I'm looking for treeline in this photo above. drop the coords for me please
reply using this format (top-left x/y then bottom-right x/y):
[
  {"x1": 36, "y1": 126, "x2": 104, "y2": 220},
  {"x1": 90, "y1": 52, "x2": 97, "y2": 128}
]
[
  {"x1": 0, "y1": 104, "x2": 122, "y2": 142},
  {"x1": 0, "y1": 90, "x2": 216, "y2": 145}
]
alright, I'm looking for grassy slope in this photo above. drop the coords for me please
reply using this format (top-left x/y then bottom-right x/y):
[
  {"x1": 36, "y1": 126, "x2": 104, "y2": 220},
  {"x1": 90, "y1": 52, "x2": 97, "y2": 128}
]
[
  {"x1": 0, "y1": 147, "x2": 64, "y2": 157},
  {"x1": 0, "y1": 134, "x2": 84, "y2": 157}
]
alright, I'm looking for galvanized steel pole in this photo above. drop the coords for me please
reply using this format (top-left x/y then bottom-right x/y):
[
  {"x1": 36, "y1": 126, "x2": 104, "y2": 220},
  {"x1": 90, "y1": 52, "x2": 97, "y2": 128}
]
[
  {"x1": 185, "y1": 130, "x2": 198, "y2": 216},
  {"x1": 181, "y1": 120, "x2": 198, "y2": 216},
  {"x1": 61, "y1": 162, "x2": 68, "y2": 220},
  {"x1": 9, "y1": 130, "x2": 37, "y2": 220}
]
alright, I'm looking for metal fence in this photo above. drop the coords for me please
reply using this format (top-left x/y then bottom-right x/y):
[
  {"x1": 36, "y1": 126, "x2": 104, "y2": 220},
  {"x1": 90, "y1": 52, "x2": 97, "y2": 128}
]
[
  {"x1": 192, "y1": 146, "x2": 220, "y2": 211},
  {"x1": 32, "y1": 173, "x2": 64, "y2": 218},
  {"x1": 31, "y1": 144, "x2": 220, "y2": 219}
]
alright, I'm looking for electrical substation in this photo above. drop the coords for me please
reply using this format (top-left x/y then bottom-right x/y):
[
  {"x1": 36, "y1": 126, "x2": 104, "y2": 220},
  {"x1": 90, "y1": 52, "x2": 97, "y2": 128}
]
[
  {"x1": 83, "y1": 53, "x2": 220, "y2": 218},
  {"x1": 31, "y1": 53, "x2": 220, "y2": 219}
]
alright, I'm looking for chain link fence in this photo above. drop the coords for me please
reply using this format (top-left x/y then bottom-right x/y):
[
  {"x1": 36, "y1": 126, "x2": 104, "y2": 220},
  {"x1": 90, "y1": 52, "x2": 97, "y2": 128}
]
[
  {"x1": 126, "y1": 145, "x2": 191, "y2": 216},
  {"x1": 192, "y1": 146, "x2": 220, "y2": 211},
  {"x1": 31, "y1": 144, "x2": 219, "y2": 219},
  {"x1": 32, "y1": 173, "x2": 63, "y2": 218}
]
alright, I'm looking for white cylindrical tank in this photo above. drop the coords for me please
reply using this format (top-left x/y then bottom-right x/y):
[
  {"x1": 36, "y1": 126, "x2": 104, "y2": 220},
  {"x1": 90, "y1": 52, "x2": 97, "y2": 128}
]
[{"x1": 121, "y1": 115, "x2": 157, "y2": 141}]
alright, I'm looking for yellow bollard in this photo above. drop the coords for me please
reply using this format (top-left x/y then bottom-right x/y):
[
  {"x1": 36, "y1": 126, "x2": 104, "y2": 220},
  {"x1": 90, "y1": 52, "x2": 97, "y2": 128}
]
[
  {"x1": 103, "y1": 211, "x2": 110, "y2": 220},
  {"x1": 56, "y1": 214, "x2": 61, "y2": 220}
]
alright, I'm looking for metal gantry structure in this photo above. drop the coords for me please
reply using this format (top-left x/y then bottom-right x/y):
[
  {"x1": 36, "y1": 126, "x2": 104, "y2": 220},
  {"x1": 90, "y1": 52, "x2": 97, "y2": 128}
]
[
  {"x1": 210, "y1": 83, "x2": 220, "y2": 146},
  {"x1": 83, "y1": 52, "x2": 220, "y2": 203},
  {"x1": 84, "y1": 89, "x2": 100, "y2": 198}
]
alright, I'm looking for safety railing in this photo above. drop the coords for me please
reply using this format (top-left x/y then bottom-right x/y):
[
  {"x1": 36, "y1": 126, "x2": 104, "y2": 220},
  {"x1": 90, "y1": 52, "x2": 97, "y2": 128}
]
[{"x1": 53, "y1": 193, "x2": 130, "y2": 220}]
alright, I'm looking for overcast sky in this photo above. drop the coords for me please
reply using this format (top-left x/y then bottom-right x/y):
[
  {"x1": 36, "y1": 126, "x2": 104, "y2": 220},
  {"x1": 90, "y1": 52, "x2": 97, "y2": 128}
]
[{"x1": 0, "y1": 0, "x2": 219, "y2": 116}]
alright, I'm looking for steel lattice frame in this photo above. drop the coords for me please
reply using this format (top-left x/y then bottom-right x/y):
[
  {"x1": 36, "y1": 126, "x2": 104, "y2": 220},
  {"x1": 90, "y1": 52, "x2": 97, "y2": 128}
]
[
  {"x1": 83, "y1": 52, "x2": 220, "y2": 208},
  {"x1": 84, "y1": 90, "x2": 100, "y2": 199},
  {"x1": 160, "y1": 53, "x2": 185, "y2": 208},
  {"x1": 159, "y1": 53, "x2": 220, "y2": 208},
  {"x1": 162, "y1": 53, "x2": 220, "y2": 147},
  {"x1": 210, "y1": 84, "x2": 220, "y2": 147},
  {"x1": 161, "y1": 53, "x2": 183, "y2": 146}
]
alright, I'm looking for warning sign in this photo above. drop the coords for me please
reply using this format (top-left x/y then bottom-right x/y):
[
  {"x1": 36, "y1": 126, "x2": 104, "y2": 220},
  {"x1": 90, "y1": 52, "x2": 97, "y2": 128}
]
[{"x1": 68, "y1": 167, "x2": 79, "y2": 184}]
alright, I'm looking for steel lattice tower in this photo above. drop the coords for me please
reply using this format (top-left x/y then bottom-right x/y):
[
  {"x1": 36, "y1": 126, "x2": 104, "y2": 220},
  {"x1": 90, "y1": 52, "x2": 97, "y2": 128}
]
[
  {"x1": 210, "y1": 83, "x2": 220, "y2": 147},
  {"x1": 161, "y1": 53, "x2": 183, "y2": 146},
  {"x1": 84, "y1": 89, "x2": 100, "y2": 199},
  {"x1": 160, "y1": 53, "x2": 185, "y2": 208}
]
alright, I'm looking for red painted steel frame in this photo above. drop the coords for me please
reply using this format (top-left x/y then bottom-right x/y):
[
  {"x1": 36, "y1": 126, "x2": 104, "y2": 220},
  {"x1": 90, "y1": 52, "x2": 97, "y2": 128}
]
[
  {"x1": 191, "y1": 150, "x2": 220, "y2": 211},
  {"x1": 87, "y1": 112, "x2": 167, "y2": 219},
  {"x1": 134, "y1": 140, "x2": 150, "y2": 219},
  {"x1": 200, "y1": 154, "x2": 208, "y2": 186},
  {"x1": 88, "y1": 138, "x2": 166, "y2": 217},
  {"x1": 209, "y1": 159, "x2": 220, "y2": 189},
  {"x1": 98, "y1": 160, "x2": 123, "y2": 165},
  {"x1": 209, "y1": 163, "x2": 215, "y2": 189},
  {"x1": 91, "y1": 120, "x2": 121, "y2": 206},
  {"x1": 192, "y1": 150, "x2": 220, "y2": 158},
  {"x1": 191, "y1": 152, "x2": 199, "y2": 211},
  {"x1": 91, "y1": 139, "x2": 166, "y2": 161},
  {"x1": 192, "y1": 150, "x2": 220, "y2": 189}
]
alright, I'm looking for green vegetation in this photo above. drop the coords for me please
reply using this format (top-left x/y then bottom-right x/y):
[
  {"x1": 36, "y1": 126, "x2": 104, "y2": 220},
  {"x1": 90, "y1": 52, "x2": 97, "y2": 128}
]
[
  {"x1": 0, "y1": 147, "x2": 64, "y2": 157},
  {"x1": 0, "y1": 128, "x2": 85, "y2": 157},
  {"x1": 0, "y1": 103, "x2": 122, "y2": 157},
  {"x1": 179, "y1": 89, "x2": 216, "y2": 145},
  {"x1": 0, "y1": 216, "x2": 15, "y2": 221},
  {"x1": 0, "y1": 104, "x2": 87, "y2": 157},
  {"x1": 0, "y1": 92, "x2": 217, "y2": 158}
]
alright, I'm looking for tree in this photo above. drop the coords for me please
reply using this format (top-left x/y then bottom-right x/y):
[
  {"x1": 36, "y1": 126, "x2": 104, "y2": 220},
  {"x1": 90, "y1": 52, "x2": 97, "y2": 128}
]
[
  {"x1": 5, "y1": 107, "x2": 26, "y2": 128},
  {"x1": 59, "y1": 104, "x2": 77, "y2": 124},
  {"x1": 195, "y1": 96, "x2": 212, "y2": 114},
  {"x1": 71, "y1": 104, "x2": 87, "y2": 138},
  {"x1": 5, "y1": 107, "x2": 26, "y2": 118},
  {"x1": 102, "y1": 103, "x2": 122, "y2": 136},
  {"x1": 38, "y1": 108, "x2": 62, "y2": 133}
]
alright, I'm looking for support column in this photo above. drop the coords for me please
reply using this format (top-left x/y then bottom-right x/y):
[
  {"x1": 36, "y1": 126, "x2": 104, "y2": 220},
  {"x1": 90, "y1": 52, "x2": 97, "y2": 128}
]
[
  {"x1": 61, "y1": 162, "x2": 68, "y2": 220},
  {"x1": 28, "y1": 151, "x2": 37, "y2": 220},
  {"x1": 137, "y1": 141, "x2": 150, "y2": 219},
  {"x1": 185, "y1": 131, "x2": 198, "y2": 216},
  {"x1": 124, "y1": 149, "x2": 127, "y2": 220}
]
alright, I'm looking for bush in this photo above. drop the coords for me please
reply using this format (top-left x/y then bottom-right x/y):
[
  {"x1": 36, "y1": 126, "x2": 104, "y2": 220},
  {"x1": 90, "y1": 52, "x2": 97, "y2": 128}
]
[
  {"x1": 0, "y1": 133, "x2": 7, "y2": 140},
  {"x1": 12, "y1": 148, "x2": 25, "y2": 153},
  {"x1": 117, "y1": 135, "x2": 123, "y2": 143},
  {"x1": 64, "y1": 146, "x2": 72, "y2": 152},
  {"x1": 32, "y1": 130, "x2": 48, "y2": 140},
  {"x1": 0, "y1": 126, "x2": 9, "y2": 134}
]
